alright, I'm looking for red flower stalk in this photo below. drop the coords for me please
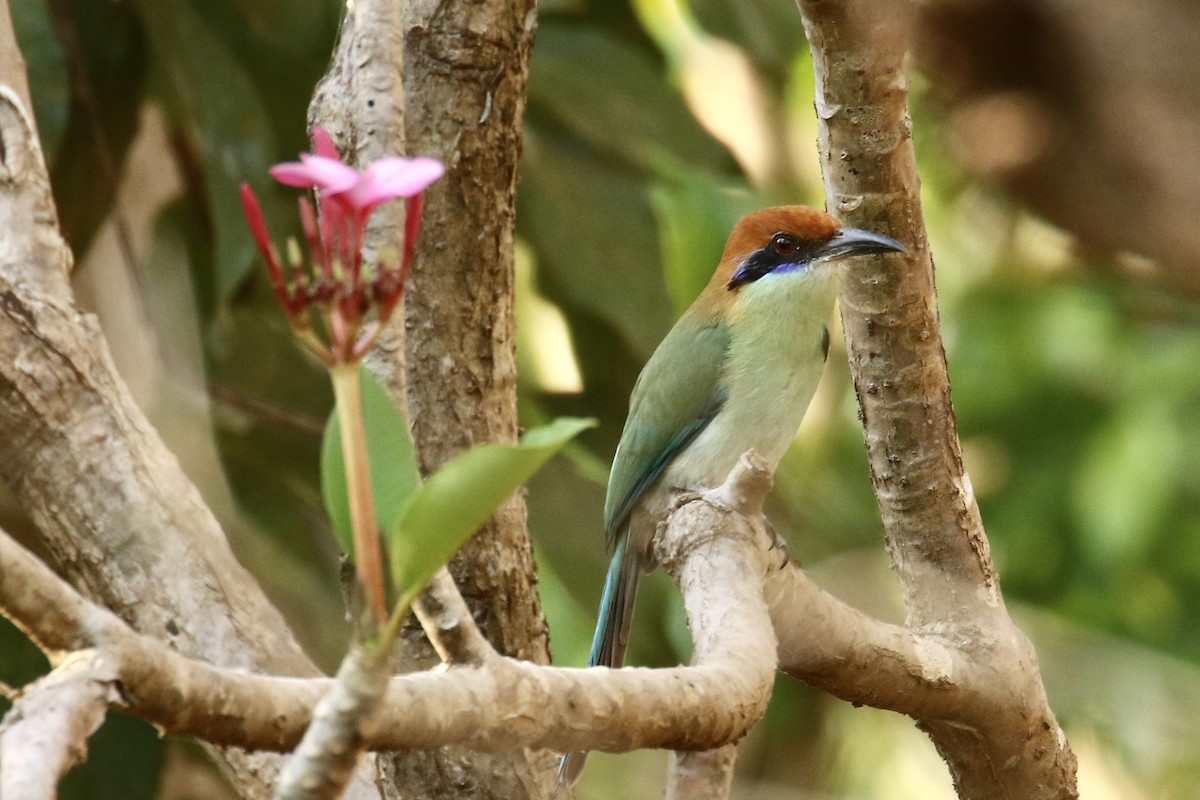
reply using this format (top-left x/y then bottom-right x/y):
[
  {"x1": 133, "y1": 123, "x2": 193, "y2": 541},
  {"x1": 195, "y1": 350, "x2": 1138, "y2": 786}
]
[{"x1": 240, "y1": 128, "x2": 444, "y2": 365}]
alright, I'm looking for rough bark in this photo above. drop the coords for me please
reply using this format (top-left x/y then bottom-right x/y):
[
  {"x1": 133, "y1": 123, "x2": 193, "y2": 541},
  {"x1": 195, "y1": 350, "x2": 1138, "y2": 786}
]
[
  {"x1": 0, "y1": 649, "x2": 117, "y2": 800},
  {"x1": 796, "y1": 0, "x2": 1077, "y2": 797},
  {"x1": 394, "y1": 1, "x2": 550, "y2": 795},
  {"x1": 666, "y1": 746, "x2": 737, "y2": 800},
  {"x1": 396, "y1": 0, "x2": 545, "y2": 665}
]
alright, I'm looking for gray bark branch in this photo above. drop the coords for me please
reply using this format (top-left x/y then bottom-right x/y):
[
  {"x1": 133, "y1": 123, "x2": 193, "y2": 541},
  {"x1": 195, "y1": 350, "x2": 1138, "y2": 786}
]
[{"x1": 0, "y1": 649, "x2": 117, "y2": 800}]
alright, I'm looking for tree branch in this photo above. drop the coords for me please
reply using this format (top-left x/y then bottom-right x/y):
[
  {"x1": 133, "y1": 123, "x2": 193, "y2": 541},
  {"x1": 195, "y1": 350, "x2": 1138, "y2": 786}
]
[
  {"x1": 0, "y1": 453, "x2": 780, "y2": 762},
  {"x1": 0, "y1": 649, "x2": 117, "y2": 800},
  {"x1": 666, "y1": 746, "x2": 737, "y2": 800},
  {"x1": 410, "y1": 568, "x2": 494, "y2": 666},
  {"x1": 275, "y1": 642, "x2": 392, "y2": 800},
  {"x1": 653, "y1": 453, "x2": 778, "y2": 794},
  {"x1": 795, "y1": 0, "x2": 1077, "y2": 797},
  {"x1": 766, "y1": 560, "x2": 971, "y2": 717}
]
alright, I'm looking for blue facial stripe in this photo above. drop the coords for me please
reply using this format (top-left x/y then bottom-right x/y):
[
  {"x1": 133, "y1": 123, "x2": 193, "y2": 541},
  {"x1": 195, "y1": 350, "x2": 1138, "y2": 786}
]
[{"x1": 727, "y1": 239, "x2": 822, "y2": 289}]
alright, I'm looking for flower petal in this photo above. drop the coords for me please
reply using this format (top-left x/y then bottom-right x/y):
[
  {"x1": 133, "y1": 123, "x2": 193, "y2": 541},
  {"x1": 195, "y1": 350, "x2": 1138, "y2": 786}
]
[
  {"x1": 356, "y1": 157, "x2": 445, "y2": 207},
  {"x1": 239, "y1": 183, "x2": 273, "y2": 260},
  {"x1": 270, "y1": 154, "x2": 359, "y2": 193},
  {"x1": 240, "y1": 183, "x2": 294, "y2": 313},
  {"x1": 311, "y1": 127, "x2": 340, "y2": 160}
]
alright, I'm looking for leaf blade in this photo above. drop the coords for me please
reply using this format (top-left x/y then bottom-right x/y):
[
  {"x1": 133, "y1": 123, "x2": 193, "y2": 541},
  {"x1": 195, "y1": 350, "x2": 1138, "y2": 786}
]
[{"x1": 388, "y1": 417, "x2": 595, "y2": 603}]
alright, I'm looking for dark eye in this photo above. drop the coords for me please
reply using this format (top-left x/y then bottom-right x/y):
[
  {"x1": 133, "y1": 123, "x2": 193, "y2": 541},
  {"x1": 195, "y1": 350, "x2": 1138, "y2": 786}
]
[{"x1": 772, "y1": 234, "x2": 797, "y2": 255}]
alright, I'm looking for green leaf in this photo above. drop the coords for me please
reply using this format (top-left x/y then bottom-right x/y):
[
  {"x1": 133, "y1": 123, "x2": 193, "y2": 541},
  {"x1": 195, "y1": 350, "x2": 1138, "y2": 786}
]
[
  {"x1": 320, "y1": 367, "x2": 420, "y2": 560},
  {"x1": 387, "y1": 417, "x2": 595, "y2": 604}
]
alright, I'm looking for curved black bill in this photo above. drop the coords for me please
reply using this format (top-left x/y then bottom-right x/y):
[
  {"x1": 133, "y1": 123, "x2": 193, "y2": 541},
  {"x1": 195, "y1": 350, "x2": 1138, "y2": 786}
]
[{"x1": 819, "y1": 227, "x2": 907, "y2": 261}]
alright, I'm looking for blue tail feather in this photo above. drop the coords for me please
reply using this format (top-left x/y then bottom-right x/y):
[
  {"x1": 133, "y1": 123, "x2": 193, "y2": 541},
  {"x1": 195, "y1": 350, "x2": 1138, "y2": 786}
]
[
  {"x1": 554, "y1": 536, "x2": 642, "y2": 795},
  {"x1": 589, "y1": 536, "x2": 640, "y2": 668}
]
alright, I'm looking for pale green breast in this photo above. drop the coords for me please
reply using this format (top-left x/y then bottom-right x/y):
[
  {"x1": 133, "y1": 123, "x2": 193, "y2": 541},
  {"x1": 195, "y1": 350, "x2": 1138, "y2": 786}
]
[
  {"x1": 604, "y1": 265, "x2": 842, "y2": 552},
  {"x1": 663, "y1": 266, "x2": 841, "y2": 490}
]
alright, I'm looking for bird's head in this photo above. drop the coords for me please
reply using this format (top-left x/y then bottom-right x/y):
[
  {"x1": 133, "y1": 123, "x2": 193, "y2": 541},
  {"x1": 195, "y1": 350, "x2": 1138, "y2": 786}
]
[{"x1": 713, "y1": 205, "x2": 906, "y2": 293}]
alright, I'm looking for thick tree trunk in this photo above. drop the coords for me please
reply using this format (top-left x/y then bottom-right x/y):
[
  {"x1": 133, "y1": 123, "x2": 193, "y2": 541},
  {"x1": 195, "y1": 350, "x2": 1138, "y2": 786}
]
[
  {"x1": 309, "y1": 0, "x2": 551, "y2": 796},
  {"x1": 399, "y1": 0, "x2": 545, "y2": 667},
  {"x1": 389, "y1": 2, "x2": 551, "y2": 796}
]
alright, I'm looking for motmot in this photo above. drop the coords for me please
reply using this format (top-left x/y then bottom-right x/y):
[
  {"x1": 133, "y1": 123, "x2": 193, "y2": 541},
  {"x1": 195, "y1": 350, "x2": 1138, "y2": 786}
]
[{"x1": 557, "y1": 205, "x2": 905, "y2": 789}]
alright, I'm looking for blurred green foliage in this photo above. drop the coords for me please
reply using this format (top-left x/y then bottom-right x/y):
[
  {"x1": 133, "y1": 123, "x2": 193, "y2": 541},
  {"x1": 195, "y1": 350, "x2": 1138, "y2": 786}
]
[{"x1": 3, "y1": 0, "x2": 1199, "y2": 798}]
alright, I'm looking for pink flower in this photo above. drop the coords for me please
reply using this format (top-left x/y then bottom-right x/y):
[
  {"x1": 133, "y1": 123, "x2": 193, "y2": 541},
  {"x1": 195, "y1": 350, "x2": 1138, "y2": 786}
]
[
  {"x1": 240, "y1": 128, "x2": 444, "y2": 365},
  {"x1": 269, "y1": 130, "x2": 444, "y2": 216}
]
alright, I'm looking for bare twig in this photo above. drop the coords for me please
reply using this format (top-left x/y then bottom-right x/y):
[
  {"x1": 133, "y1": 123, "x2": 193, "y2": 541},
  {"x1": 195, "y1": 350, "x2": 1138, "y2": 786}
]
[
  {"x1": 411, "y1": 568, "x2": 494, "y2": 665},
  {"x1": 274, "y1": 643, "x2": 391, "y2": 800}
]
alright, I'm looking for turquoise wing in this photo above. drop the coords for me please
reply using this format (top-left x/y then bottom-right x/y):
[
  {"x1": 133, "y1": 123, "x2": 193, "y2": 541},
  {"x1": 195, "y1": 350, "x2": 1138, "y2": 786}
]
[{"x1": 603, "y1": 317, "x2": 731, "y2": 542}]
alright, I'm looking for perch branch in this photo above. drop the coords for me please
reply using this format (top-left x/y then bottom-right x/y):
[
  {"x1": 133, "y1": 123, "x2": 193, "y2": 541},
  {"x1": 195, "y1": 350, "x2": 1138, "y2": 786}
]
[
  {"x1": 657, "y1": 453, "x2": 777, "y2": 796},
  {"x1": 0, "y1": 435, "x2": 1077, "y2": 797},
  {"x1": 0, "y1": 455, "x2": 780, "y2": 760}
]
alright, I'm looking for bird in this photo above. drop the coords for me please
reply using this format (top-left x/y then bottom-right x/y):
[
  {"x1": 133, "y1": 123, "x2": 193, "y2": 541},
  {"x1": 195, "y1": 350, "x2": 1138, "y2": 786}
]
[{"x1": 556, "y1": 205, "x2": 905, "y2": 792}]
